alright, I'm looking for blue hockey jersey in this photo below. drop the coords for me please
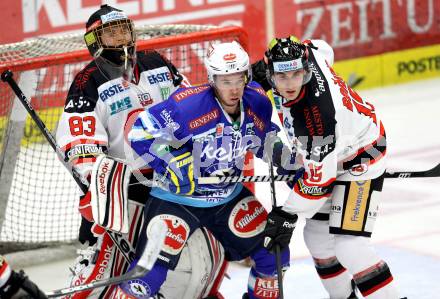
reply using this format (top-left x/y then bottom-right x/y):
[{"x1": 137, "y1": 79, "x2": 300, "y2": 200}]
[{"x1": 128, "y1": 81, "x2": 279, "y2": 207}]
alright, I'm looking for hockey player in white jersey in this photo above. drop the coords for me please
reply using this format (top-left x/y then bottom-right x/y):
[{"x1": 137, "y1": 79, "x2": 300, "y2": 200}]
[
  {"x1": 253, "y1": 37, "x2": 405, "y2": 299},
  {"x1": 56, "y1": 4, "x2": 226, "y2": 298}
]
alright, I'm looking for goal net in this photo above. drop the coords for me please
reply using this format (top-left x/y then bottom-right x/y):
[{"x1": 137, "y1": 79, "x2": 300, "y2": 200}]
[{"x1": 0, "y1": 25, "x2": 248, "y2": 251}]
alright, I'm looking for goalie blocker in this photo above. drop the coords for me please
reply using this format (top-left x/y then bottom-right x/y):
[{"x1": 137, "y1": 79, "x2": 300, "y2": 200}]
[{"x1": 69, "y1": 155, "x2": 227, "y2": 299}]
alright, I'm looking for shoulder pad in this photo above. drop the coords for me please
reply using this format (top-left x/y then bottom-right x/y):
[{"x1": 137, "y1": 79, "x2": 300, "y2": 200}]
[
  {"x1": 65, "y1": 63, "x2": 99, "y2": 113},
  {"x1": 138, "y1": 51, "x2": 183, "y2": 86},
  {"x1": 171, "y1": 85, "x2": 211, "y2": 103}
]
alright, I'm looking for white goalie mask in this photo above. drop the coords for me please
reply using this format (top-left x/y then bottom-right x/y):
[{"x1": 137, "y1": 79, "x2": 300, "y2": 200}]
[{"x1": 204, "y1": 41, "x2": 251, "y2": 85}]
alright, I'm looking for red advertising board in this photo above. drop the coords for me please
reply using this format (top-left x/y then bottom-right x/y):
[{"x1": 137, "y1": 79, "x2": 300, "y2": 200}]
[
  {"x1": 0, "y1": 0, "x2": 266, "y2": 61},
  {"x1": 0, "y1": 1, "x2": 439, "y2": 62},
  {"x1": 274, "y1": 0, "x2": 440, "y2": 61}
]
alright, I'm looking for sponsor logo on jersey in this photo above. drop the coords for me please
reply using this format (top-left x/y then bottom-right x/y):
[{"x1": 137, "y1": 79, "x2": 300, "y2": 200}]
[
  {"x1": 138, "y1": 92, "x2": 153, "y2": 107},
  {"x1": 64, "y1": 96, "x2": 94, "y2": 113},
  {"x1": 192, "y1": 128, "x2": 216, "y2": 143},
  {"x1": 297, "y1": 179, "x2": 329, "y2": 197},
  {"x1": 351, "y1": 180, "x2": 367, "y2": 222},
  {"x1": 188, "y1": 109, "x2": 219, "y2": 130},
  {"x1": 310, "y1": 139, "x2": 335, "y2": 162},
  {"x1": 216, "y1": 123, "x2": 224, "y2": 137},
  {"x1": 246, "y1": 108, "x2": 265, "y2": 131},
  {"x1": 200, "y1": 139, "x2": 254, "y2": 163},
  {"x1": 74, "y1": 66, "x2": 97, "y2": 90},
  {"x1": 159, "y1": 109, "x2": 179, "y2": 130},
  {"x1": 249, "y1": 85, "x2": 267, "y2": 97},
  {"x1": 65, "y1": 144, "x2": 107, "y2": 161},
  {"x1": 160, "y1": 87, "x2": 171, "y2": 100},
  {"x1": 331, "y1": 205, "x2": 342, "y2": 212},
  {"x1": 197, "y1": 187, "x2": 235, "y2": 201},
  {"x1": 147, "y1": 71, "x2": 172, "y2": 85},
  {"x1": 110, "y1": 97, "x2": 132, "y2": 115},
  {"x1": 309, "y1": 62, "x2": 326, "y2": 93},
  {"x1": 148, "y1": 215, "x2": 189, "y2": 255},
  {"x1": 303, "y1": 105, "x2": 324, "y2": 136},
  {"x1": 173, "y1": 86, "x2": 210, "y2": 102},
  {"x1": 120, "y1": 279, "x2": 151, "y2": 298},
  {"x1": 228, "y1": 196, "x2": 267, "y2": 238},
  {"x1": 99, "y1": 83, "x2": 129, "y2": 102},
  {"x1": 245, "y1": 123, "x2": 255, "y2": 136},
  {"x1": 349, "y1": 164, "x2": 369, "y2": 176}
]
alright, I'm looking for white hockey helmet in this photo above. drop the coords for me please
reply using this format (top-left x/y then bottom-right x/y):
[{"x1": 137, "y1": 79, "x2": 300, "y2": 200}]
[{"x1": 204, "y1": 41, "x2": 251, "y2": 84}]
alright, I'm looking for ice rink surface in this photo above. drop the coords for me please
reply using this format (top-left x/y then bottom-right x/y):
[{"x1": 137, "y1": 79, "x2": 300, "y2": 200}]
[{"x1": 21, "y1": 77, "x2": 440, "y2": 298}]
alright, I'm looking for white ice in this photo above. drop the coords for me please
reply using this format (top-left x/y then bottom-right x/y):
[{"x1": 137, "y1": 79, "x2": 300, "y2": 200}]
[{"x1": 19, "y1": 77, "x2": 440, "y2": 298}]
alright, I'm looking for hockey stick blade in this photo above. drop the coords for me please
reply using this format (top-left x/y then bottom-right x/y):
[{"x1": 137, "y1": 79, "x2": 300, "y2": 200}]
[
  {"x1": 46, "y1": 220, "x2": 167, "y2": 297},
  {"x1": 384, "y1": 163, "x2": 440, "y2": 178}
]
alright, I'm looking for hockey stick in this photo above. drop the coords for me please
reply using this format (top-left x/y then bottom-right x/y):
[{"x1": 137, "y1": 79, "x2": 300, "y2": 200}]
[
  {"x1": 198, "y1": 173, "x2": 300, "y2": 184},
  {"x1": 46, "y1": 220, "x2": 167, "y2": 297},
  {"x1": 198, "y1": 163, "x2": 440, "y2": 184},
  {"x1": 268, "y1": 162, "x2": 284, "y2": 299},
  {"x1": 383, "y1": 163, "x2": 440, "y2": 178},
  {"x1": 1, "y1": 70, "x2": 89, "y2": 193},
  {"x1": 1, "y1": 70, "x2": 132, "y2": 263}
]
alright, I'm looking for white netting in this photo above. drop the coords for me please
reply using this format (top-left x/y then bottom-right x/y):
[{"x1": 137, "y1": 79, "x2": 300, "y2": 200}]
[{"x1": 0, "y1": 24, "x2": 247, "y2": 247}]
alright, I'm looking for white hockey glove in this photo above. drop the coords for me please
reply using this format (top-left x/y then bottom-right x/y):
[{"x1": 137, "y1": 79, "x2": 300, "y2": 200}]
[{"x1": 89, "y1": 155, "x2": 131, "y2": 234}]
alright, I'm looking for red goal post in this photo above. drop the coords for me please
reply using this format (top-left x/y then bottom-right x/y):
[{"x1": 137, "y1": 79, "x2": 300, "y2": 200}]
[{"x1": 0, "y1": 24, "x2": 252, "y2": 249}]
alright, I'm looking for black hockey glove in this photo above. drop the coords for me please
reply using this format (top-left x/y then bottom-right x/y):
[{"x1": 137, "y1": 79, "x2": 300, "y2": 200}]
[
  {"x1": 0, "y1": 270, "x2": 47, "y2": 299},
  {"x1": 251, "y1": 60, "x2": 271, "y2": 91},
  {"x1": 262, "y1": 207, "x2": 298, "y2": 252}
]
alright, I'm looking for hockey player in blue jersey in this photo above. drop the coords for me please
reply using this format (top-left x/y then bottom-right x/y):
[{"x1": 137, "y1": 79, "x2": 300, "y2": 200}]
[{"x1": 114, "y1": 41, "x2": 299, "y2": 299}]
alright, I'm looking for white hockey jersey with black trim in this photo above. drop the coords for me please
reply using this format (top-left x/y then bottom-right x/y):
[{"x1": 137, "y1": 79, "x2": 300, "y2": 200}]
[
  {"x1": 279, "y1": 40, "x2": 386, "y2": 217},
  {"x1": 56, "y1": 51, "x2": 186, "y2": 181}
]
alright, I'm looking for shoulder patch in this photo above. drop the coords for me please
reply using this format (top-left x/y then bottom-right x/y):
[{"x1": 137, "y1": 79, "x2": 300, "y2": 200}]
[
  {"x1": 248, "y1": 85, "x2": 268, "y2": 97},
  {"x1": 172, "y1": 85, "x2": 210, "y2": 102},
  {"x1": 74, "y1": 66, "x2": 97, "y2": 91},
  {"x1": 246, "y1": 108, "x2": 265, "y2": 131},
  {"x1": 188, "y1": 109, "x2": 219, "y2": 130},
  {"x1": 64, "y1": 95, "x2": 95, "y2": 113}
]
